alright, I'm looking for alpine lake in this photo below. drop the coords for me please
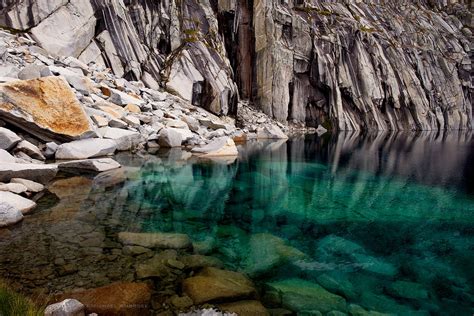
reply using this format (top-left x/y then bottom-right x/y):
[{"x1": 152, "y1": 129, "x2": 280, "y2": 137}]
[{"x1": 0, "y1": 131, "x2": 473, "y2": 315}]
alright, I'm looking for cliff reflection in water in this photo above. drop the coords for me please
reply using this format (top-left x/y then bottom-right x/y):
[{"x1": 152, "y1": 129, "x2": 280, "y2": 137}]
[{"x1": 0, "y1": 131, "x2": 472, "y2": 315}]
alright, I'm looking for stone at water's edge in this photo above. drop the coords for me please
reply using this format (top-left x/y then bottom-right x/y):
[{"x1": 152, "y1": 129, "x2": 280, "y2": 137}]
[
  {"x1": 118, "y1": 232, "x2": 192, "y2": 249},
  {"x1": 192, "y1": 137, "x2": 238, "y2": 157},
  {"x1": 0, "y1": 163, "x2": 58, "y2": 184},
  {"x1": 256, "y1": 125, "x2": 289, "y2": 140},
  {"x1": 0, "y1": 202, "x2": 23, "y2": 227},
  {"x1": 54, "y1": 282, "x2": 151, "y2": 316},
  {"x1": 0, "y1": 77, "x2": 95, "y2": 142},
  {"x1": 58, "y1": 158, "x2": 121, "y2": 173},
  {"x1": 55, "y1": 139, "x2": 117, "y2": 160},
  {"x1": 44, "y1": 298, "x2": 85, "y2": 316},
  {"x1": 0, "y1": 191, "x2": 36, "y2": 214},
  {"x1": 182, "y1": 267, "x2": 257, "y2": 304},
  {"x1": 10, "y1": 178, "x2": 44, "y2": 193}
]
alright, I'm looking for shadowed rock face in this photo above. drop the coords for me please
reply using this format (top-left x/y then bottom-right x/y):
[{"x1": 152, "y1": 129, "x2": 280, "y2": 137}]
[{"x1": 0, "y1": 0, "x2": 471, "y2": 130}]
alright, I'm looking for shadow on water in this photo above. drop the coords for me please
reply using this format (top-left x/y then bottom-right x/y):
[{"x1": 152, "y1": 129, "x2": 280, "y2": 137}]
[{"x1": 0, "y1": 131, "x2": 473, "y2": 315}]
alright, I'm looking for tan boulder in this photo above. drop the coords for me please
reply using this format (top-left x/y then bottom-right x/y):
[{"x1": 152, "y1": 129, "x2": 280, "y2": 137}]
[
  {"x1": 0, "y1": 77, "x2": 95, "y2": 142},
  {"x1": 182, "y1": 267, "x2": 256, "y2": 304},
  {"x1": 219, "y1": 300, "x2": 269, "y2": 316},
  {"x1": 124, "y1": 103, "x2": 141, "y2": 113},
  {"x1": 56, "y1": 282, "x2": 151, "y2": 316}
]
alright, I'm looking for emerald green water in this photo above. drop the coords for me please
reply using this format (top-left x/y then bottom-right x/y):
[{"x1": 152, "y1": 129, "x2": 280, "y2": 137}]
[
  {"x1": 0, "y1": 132, "x2": 473, "y2": 315},
  {"x1": 132, "y1": 133, "x2": 474, "y2": 314}
]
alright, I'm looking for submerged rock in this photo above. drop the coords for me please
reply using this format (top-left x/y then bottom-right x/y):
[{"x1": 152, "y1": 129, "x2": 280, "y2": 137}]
[
  {"x1": 182, "y1": 267, "x2": 256, "y2": 304},
  {"x1": 242, "y1": 233, "x2": 306, "y2": 276},
  {"x1": 0, "y1": 77, "x2": 95, "y2": 142},
  {"x1": 118, "y1": 232, "x2": 191, "y2": 249},
  {"x1": 218, "y1": 300, "x2": 269, "y2": 316},
  {"x1": 266, "y1": 278, "x2": 347, "y2": 313},
  {"x1": 56, "y1": 282, "x2": 151, "y2": 316},
  {"x1": 386, "y1": 280, "x2": 429, "y2": 301}
]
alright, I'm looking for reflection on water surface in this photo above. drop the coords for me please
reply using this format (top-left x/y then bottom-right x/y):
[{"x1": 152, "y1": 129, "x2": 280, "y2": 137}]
[{"x1": 0, "y1": 131, "x2": 473, "y2": 315}]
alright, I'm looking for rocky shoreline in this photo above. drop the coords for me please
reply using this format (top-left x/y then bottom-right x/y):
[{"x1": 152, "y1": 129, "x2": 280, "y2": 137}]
[{"x1": 0, "y1": 29, "x2": 294, "y2": 230}]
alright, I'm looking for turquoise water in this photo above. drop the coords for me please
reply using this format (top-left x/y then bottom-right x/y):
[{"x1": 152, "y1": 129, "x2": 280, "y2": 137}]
[
  {"x1": 127, "y1": 132, "x2": 474, "y2": 314},
  {"x1": 0, "y1": 132, "x2": 473, "y2": 315}
]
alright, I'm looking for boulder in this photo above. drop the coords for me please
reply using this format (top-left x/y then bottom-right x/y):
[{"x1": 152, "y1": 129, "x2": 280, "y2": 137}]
[
  {"x1": 0, "y1": 202, "x2": 23, "y2": 228},
  {"x1": 0, "y1": 183, "x2": 28, "y2": 194},
  {"x1": 266, "y1": 279, "x2": 347, "y2": 313},
  {"x1": 182, "y1": 116, "x2": 200, "y2": 132},
  {"x1": 135, "y1": 250, "x2": 180, "y2": 279},
  {"x1": 30, "y1": 1, "x2": 96, "y2": 58},
  {"x1": 44, "y1": 299, "x2": 85, "y2": 316},
  {"x1": 13, "y1": 140, "x2": 45, "y2": 160},
  {"x1": 99, "y1": 127, "x2": 144, "y2": 151},
  {"x1": 158, "y1": 128, "x2": 183, "y2": 148},
  {"x1": 58, "y1": 158, "x2": 121, "y2": 173},
  {"x1": 17, "y1": 65, "x2": 51, "y2": 80},
  {"x1": 107, "y1": 88, "x2": 145, "y2": 107},
  {"x1": 182, "y1": 267, "x2": 256, "y2": 304},
  {"x1": 192, "y1": 137, "x2": 238, "y2": 157},
  {"x1": 118, "y1": 232, "x2": 192, "y2": 249},
  {"x1": 0, "y1": 149, "x2": 16, "y2": 163},
  {"x1": 0, "y1": 77, "x2": 95, "y2": 142},
  {"x1": 0, "y1": 163, "x2": 58, "y2": 184},
  {"x1": 256, "y1": 125, "x2": 288, "y2": 139},
  {"x1": 386, "y1": 281, "x2": 429, "y2": 300},
  {"x1": 124, "y1": 104, "x2": 141, "y2": 113},
  {"x1": 55, "y1": 139, "x2": 117, "y2": 160},
  {"x1": 242, "y1": 233, "x2": 306, "y2": 276},
  {"x1": 218, "y1": 300, "x2": 269, "y2": 316},
  {"x1": 11, "y1": 178, "x2": 44, "y2": 193},
  {"x1": 0, "y1": 127, "x2": 21, "y2": 150},
  {"x1": 56, "y1": 282, "x2": 151, "y2": 316},
  {"x1": 0, "y1": 191, "x2": 36, "y2": 214}
]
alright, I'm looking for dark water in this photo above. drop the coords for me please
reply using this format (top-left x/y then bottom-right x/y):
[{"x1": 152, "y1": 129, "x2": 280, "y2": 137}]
[{"x1": 0, "y1": 131, "x2": 473, "y2": 315}]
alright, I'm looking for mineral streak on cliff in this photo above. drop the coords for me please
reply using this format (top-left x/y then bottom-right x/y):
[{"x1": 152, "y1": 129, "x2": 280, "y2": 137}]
[{"x1": 0, "y1": 0, "x2": 472, "y2": 131}]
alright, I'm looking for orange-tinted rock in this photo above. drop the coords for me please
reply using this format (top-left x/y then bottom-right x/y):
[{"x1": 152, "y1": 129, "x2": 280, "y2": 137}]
[
  {"x1": 182, "y1": 267, "x2": 256, "y2": 304},
  {"x1": 57, "y1": 282, "x2": 151, "y2": 316},
  {"x1": 219, "y1": 300, "x2": 269, "y2": 316},
  {"x1": 0, "y1": 77, "x2": 94, "y2": 142}
]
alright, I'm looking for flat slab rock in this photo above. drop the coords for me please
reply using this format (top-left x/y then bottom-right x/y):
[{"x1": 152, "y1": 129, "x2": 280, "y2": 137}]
[
  {"x1": 0, "y1": 77, "x2": 95, "y2": 142},
  {"x1": 10, "y1": 178, "x2": 44, "y2": 193},
  {"x1": 0, "y1": 202, "x2": 23, "y2": 227},
  {"x1": 58, "y1": 158, "x2": 121, "y2": 173},
  {"x1": 0, "y1": 163, "x2": 58, "y2": 184},
  {"x1": 55, "y1": 138, "x2": 117, "y2": 159},
  {"x1": 55, "y1": 282, "x2": 151, "y2": 316},
  {"x1": 182, "y1": 267, "x2": 257, "y2": 305},
  {"x1": 0, "y1": 191, "x2": 36, "y2": 214},
  {"x1": 118, "y1": 232, "x2": 191, "y2": 249}
]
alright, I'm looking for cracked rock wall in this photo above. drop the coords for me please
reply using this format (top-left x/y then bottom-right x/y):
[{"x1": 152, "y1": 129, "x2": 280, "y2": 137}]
[{"x1": 1, "y1": 0, "x2": 472, "y2": 130}]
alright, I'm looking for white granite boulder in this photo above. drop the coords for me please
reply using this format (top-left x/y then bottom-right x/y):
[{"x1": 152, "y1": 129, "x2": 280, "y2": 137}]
[{"x1": 55, "y1": 139, "x2": 117, "y2": 160}]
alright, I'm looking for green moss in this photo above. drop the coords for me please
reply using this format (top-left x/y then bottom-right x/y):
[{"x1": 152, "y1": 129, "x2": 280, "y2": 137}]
[{"x1": 0, "y1": 280, "x2": 44, "y2": 316}]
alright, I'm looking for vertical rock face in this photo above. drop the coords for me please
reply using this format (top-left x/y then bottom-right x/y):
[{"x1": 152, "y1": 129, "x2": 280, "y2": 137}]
[
  {"x1": 0, "y1": 0, "x2": 471, "y2": 131},
  {"x1": 246, "y1": 0, "x2": 472, "y2": 130}
]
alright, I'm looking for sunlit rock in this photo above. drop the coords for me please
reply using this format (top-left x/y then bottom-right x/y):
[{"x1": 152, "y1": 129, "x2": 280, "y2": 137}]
[{"x1": 0, "y1": 77, "x2": 95, "y2": 142}]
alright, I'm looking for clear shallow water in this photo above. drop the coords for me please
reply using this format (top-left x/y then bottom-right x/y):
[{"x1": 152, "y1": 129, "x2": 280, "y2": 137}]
[{"x1": 0, "y1": 131, "x2": 473, "y2": 315}]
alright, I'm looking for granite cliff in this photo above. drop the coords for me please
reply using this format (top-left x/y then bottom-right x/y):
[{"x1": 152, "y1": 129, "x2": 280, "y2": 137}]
[{"x1": 0, "y1": 0, "x2": 472, "y2": 130}]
